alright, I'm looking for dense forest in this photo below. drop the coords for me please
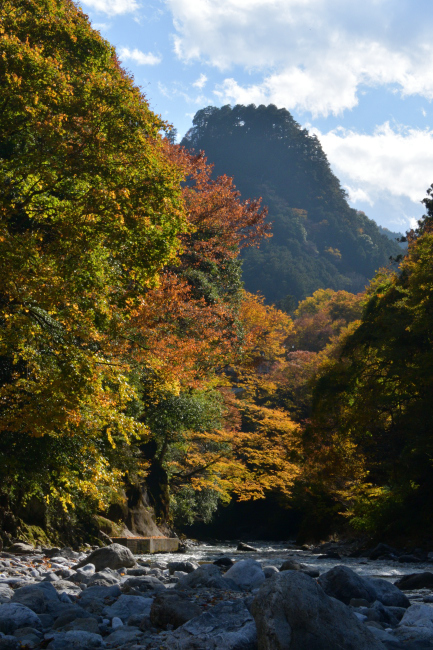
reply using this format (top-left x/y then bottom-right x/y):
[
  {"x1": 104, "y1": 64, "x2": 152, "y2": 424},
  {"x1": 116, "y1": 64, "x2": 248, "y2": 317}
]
[
  {"x1": 1, "y1": 0, "x2": 432, "y2": 549},
  {"x1": 181, "y1": 105, "x2": 402, "y2": 304}
]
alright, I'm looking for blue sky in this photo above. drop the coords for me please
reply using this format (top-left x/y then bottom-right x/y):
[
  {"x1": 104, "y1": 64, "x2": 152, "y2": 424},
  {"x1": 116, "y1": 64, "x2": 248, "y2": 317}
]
[{"x1": 80, "y1": 0, "x2": 433, "y2": 233}]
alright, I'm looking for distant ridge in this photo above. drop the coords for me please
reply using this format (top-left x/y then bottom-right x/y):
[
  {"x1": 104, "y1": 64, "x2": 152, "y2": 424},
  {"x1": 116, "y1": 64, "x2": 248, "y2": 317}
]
[{"x1": 182, "y1": 105, "x2": 402, "y2": 303}]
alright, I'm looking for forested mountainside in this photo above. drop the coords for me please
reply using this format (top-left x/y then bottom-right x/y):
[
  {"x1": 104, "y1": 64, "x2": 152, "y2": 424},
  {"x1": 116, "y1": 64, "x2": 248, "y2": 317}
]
[{"x1": 181, "y1": 105, "x2": 402, "y2": 303}]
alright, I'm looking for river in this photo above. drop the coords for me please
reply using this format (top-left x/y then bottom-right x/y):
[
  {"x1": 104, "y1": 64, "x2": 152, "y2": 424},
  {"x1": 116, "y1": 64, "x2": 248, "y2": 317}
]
[{"x1": 136, "y1": 540, "x2": 433, "y2": 591}]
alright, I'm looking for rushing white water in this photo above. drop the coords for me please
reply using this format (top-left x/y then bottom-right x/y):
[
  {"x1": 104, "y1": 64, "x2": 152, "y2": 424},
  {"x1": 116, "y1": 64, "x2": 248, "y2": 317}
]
[{"x1": 136, "y1": 540, "x2": 433, "y2": 583}]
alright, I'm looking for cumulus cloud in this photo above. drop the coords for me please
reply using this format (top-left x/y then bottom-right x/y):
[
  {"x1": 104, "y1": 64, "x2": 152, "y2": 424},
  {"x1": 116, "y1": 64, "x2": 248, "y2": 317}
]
[
  {"x1": 167, "y1": 0, "x2": 433, "y2": 116},
  {"x1": 81, "y1": 0, "x2": 139, "y2": 15},
  {"x1": 118, "y1": 47, "x2": 161, "y2": 65},
  {"x1": 311, "y1": 122, "x2": 433, "y2": 210},
  {"x1": 192, "y1": 73, "x2": 208, "y2": 89}
]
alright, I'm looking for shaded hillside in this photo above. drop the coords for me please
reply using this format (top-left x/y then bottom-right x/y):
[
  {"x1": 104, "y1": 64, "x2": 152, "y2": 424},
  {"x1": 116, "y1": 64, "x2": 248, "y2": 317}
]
[{"x1": 182, "y1": 105, "x2": 402, "y2": 303}]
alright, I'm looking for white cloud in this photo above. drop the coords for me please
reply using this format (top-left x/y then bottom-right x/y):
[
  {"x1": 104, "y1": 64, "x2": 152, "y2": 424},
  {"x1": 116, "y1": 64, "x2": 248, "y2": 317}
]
[
  {"x1": 118, "y1": 47, "x2": 161, "y2": 65},
  {"x1": 308, "y1": 123, "x2": 433, "y2": 226},
  {"x1": 81, "y1": 0, "x2": 139, "y2": 16},
  {"x1": 166, "y1": 0, "x2": 433, "y2": 116},
  {"x1": 91, "y1": 21, "x2": 111, "y2": 31},
  {"x1": 192, "y1": 73, "x2": 208, "y2": 89},
  {"x1": 345, "y1": 186, "x2": 373, "y2": 206}
]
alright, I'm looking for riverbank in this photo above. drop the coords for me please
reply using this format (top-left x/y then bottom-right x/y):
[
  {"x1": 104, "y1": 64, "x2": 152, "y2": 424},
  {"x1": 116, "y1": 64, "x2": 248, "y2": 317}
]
[{"x1": 2, "y1": 540, "x2": 433, "y2": 648}]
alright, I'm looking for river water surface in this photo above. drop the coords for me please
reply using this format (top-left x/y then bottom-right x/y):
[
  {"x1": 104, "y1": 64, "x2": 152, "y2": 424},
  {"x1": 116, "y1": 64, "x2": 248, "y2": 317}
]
[{"x1": 137, "y1": 540, "x2": 433, "y2": 587}]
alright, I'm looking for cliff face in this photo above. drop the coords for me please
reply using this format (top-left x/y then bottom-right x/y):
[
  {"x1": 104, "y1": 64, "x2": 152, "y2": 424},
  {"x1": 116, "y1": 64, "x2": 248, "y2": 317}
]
[{"x1": 182, "y1": 104, "x2": 401, "y2": 303}]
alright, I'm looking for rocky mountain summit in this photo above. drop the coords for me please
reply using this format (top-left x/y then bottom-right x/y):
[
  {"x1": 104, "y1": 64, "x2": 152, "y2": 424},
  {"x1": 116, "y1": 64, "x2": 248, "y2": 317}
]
[{"x1": 1, "y1": 541, "x2": 433, "y2": 648}]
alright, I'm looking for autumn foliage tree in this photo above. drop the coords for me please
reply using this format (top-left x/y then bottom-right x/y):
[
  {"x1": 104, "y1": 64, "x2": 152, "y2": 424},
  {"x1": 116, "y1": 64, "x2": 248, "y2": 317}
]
[
  {"x1": 0, "y1": 0, "x2": 188, "y2": 527},
  {"x1": 1, "y1": 0, "x2": 289, "y2": 534}
]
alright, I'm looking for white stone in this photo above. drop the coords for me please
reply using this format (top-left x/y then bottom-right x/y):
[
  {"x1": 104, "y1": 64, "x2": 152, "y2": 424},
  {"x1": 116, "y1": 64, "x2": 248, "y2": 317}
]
[
  {"x1": 76, "y1": 564, "x2": 95, "y2": 576},
  {"x1": 400, "y1": 603, "x2": 433, "y2": 629},
  {"x1": 112, "y1": 616, "x2": 123, "y2": 629},
  {"x1": 223, "y1": 559, "x2": 266, "y2": 591}
]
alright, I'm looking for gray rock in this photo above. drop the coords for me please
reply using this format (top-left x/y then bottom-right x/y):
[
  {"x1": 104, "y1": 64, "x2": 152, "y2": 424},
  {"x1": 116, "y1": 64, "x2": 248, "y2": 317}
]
[
  {"x1": 0, "y1": 586, "x2": 13, "y2": 605},
  {"x1": 74, "y1": 544, "x2": 135, "y2": 572},
  {"x1": 398, "y1": 555, "x2": 421, "y2": 564},
  {"x1": 237, "y1": 543, "x2": 258, "y2": 552},
  {"x1": 76, "y1": 564, "x2": 96, "y2": 579},
  {"x1": 223, "y1": 560, "x2": 266, "y2": 591},
  {"x1": 103, "y1": 594, "x2": 153, "y2": 622},
  {"x1": 122, "y1": 575, "x2": 165, "y2": 594},
  {"x1": 52, "y1": 606, "x2": 95, "y2": 629},
  {"x1": 370, "y1": 578, "x2": 410, "y2": 608},
  {"x1": 0, "y1": 603, "x2": 42, "y2": 634},
  {"x1": 318, "y1": 565, "x2": 378, "y2": 605},
  {"x1": 367, "y1": 627, "x2": 404, "y2": 648},
  {"x1": 369, "y1": 600, "x2": 400, "y2": 627},
  {"x1": 11, "y1": 582, "x2": 59, "y2": 614},
  {"x1": 11, "y1": 587, "x2": 46, "y2": 614},
  {"x1": 87, "y1": 569, "x2": 121, "y2": 587},
  {"x1": 167, "y1": 561, "x2": 199, "y2": 575},
  {"x1": 176, "y1": 564, "x2": 231, "y2": 590},
  {"x1": 395, "y1": 573, "x2": 433, "y2": 591},
  {"x1": 387, "y1": 607, "x2": 407, "y2": 622},
  {"x1": 61, "y1": 617, "x2": 100, "y2": 634},
  {"x1": 42, "y1": 571, "x2": 60, "y2": 582},
  {"x1": 7, "y1": 543, "x2": 35, "y2": 555},
  {"x1": 0, "y1": 636, "x2": 20, "y2": 650},
  {"x1": 279, "y1": 559, "x2": 319, "y2": 578},
  {"x1": 13, "y1": 626, "x2": 43, "y2": 639},
  {"x1": 350, "y1": 598, "x2": 371, "y2": 608},
  {"x1": 213, "y1": 557, "x2": 235, "y2": 568},
  {"x1": 52, "y1": 580, "x2": 82, "y2": 597},
  {"x1": 164, "y1": 599, "x2": 257, "y2": 649},
  {"x1": 369, "y1": 544, "x2": 399, "y2": 561},
  {"x1": 280, "y1": 559, "x2": 303, "y2": 571},
  {"x1": 124, "y1": 567, "x2": 150, "y2": 576},
  {"x1": 38, "y1": 613, "x2": 55, "y2": 629},
  {"x1": 400, "y1": 603, "x2": 433, "y2": 628},
  {"x1": 263, "y1": 566, "x2": 279, "y2": 579},
  {"x1": 252, "y1": 570, "x2": 385, "y2": 650},
  {"x1": 150, "y1": 592, "x2": 201, "y2": 629},
  {"x1": 77, "y1": 585, "x2": 121, "y2": 609},
  {"x1": 104, "y1": 626, "x2": 143, "y2": 647},
  {"x1": 46, "y1": 630, "x2": 104, "y2": 649}
]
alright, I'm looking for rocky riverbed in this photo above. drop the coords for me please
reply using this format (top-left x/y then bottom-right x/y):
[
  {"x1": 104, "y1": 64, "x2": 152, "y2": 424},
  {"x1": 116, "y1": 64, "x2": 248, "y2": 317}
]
[{"x1": 1, "y1": 539, "x2": 433, "y2": 648}]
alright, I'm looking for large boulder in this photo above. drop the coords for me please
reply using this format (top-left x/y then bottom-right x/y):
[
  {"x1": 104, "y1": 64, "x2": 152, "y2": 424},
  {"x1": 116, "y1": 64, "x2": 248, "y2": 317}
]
[
  {"x1": 393, "y1": 603, "x2": 433, "y2": 647},
  {"x1": 150, "y1": 592, "x2": 202, "y2": 629},
  {"x1": 74, "y1": 544, "x2": 135, "y2": 572},
  {"x1": 223, "y1": 560, "x2": 266, "y2": 591},
  {"x1": 160, "y1": 599, "x2": 257, "y2": 649},
  {"x1": 103, "y1": 594, "x2": 153, "y2": 622},
  {"x1": 7, "y1": 542, "x2": 35, "y2": 555},
  {"x1": 370, "y1": 578, "x2": 410, "y2": 608},
  {"x1": 318, "y1": 565, "x2": 378, "y2": 605},
  {"x1": 12, "y1": 582, "x2": 59, "y2": 614},
  {"x1": 395, "y1": 573, "x2": 433, "y2": 591},
  {"x1": 77, "y1": 585, "x2": 121, "y2": 615},
  {"x1": 252, "y1": 570, "x2": 385, "y2": 650},
  {"x1": 0, "y1": 603, "x2": 42, "y2": 634}
]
